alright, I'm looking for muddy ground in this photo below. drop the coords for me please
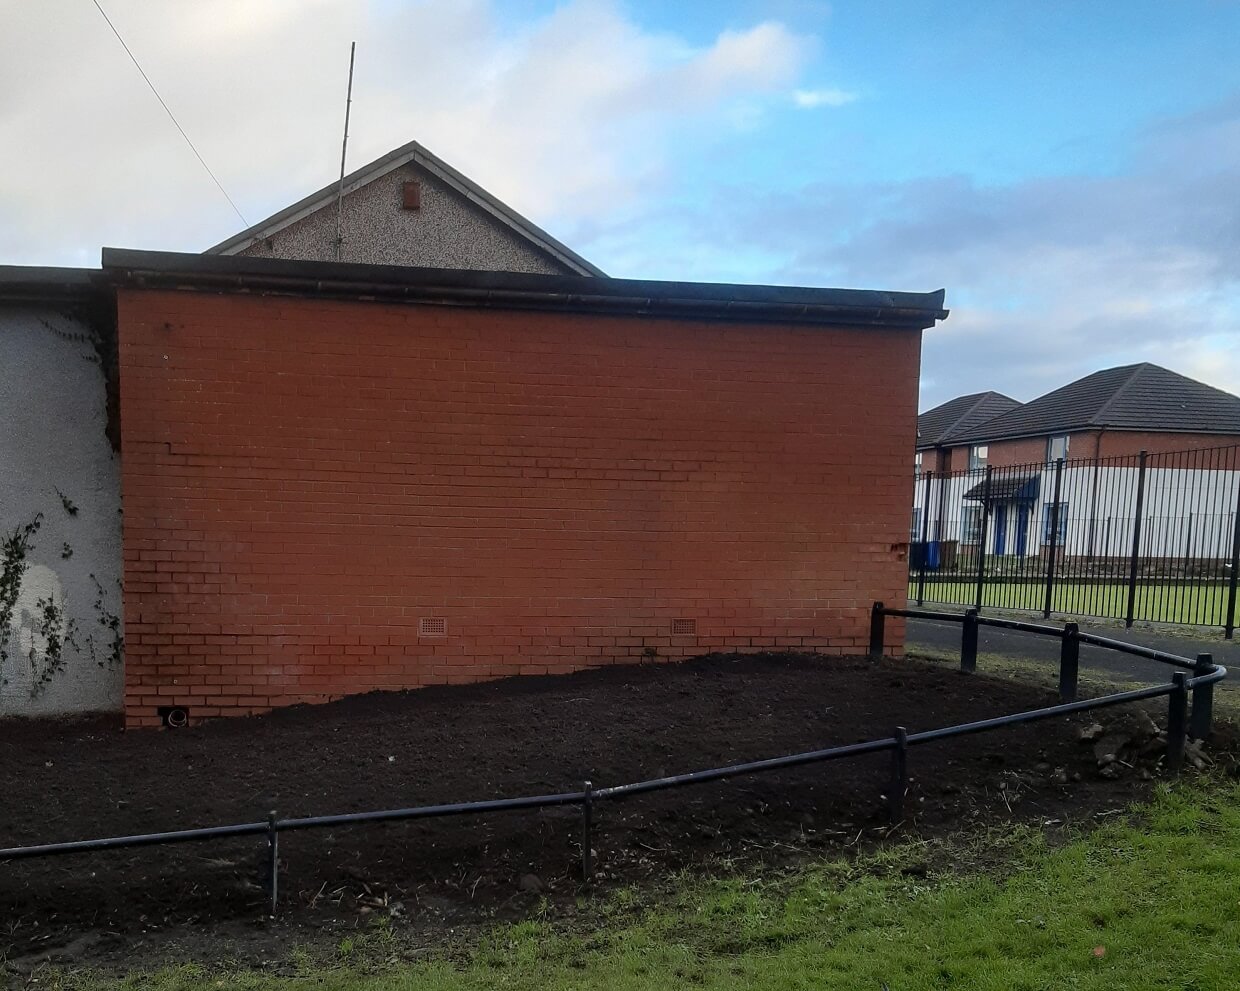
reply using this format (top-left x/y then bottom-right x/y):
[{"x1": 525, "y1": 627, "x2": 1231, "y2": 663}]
[{"x1": 0, "y1": 653, "x2": 1225, "y2": 974}]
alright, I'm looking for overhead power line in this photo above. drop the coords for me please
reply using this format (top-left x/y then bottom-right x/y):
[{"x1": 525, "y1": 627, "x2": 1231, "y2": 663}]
[{"x1": 90, "y1": 0, "x2": 249, "y2": 227}]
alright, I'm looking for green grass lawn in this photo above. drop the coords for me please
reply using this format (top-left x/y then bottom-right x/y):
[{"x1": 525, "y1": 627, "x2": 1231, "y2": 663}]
[
  {"x1": 39, "y1": 776, "x2": 1240, "y2": 991},
  {"x1": 909, "y1": 578, "x2": 1236, "y2": 627}
]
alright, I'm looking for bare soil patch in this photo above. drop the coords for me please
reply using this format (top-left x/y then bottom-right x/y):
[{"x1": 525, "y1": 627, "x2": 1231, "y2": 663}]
[{"x1": 0, "y1": 653, "x2": 1220, "y2": 972}]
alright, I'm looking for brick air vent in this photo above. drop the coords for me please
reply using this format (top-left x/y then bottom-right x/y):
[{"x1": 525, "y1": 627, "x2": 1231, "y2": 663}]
[
  {"x1": 671, "y1": 618, "x2": 697, "y2": 636},
  {"x1": 418, "y1": 617, "x2": 447, "y2": 637}
]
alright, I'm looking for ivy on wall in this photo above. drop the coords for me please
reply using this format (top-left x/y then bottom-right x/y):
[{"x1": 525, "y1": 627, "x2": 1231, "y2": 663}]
[
  {"x1": 0, "y1": 513, "x2": 43, "y2": 674},
  {"x1": 2, "y1": 312, "x2": 126, "y2": 702},
  {"x1": 1, "y1": 497, "x2": 124, "y2": 699},
  {"x1": 86, "y1": 573, "x2": 124, "y2": 671},
  {"x1": 0, "y1": 513, "x2": 76, "y2": 694}
]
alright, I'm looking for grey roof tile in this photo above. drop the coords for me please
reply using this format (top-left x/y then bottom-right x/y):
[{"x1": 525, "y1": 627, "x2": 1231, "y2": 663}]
[
  {"x1": 917, "y1": 391, "x2": 1021, "y2": 448},
  {"x1": 947, "y1": 363, "x2": 1240, "y2": 443}
]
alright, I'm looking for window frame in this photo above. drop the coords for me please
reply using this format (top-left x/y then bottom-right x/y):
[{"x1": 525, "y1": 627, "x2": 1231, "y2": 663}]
[
  {"x1": 1042, "y1": 501, "x2": 1069, "y2": 544},
  {"x1": 962, "y1": 505, "x2": 983, "y2": 544},
  {"x1": 1047, "y1": 434, "x2": 1070, "y2": 463},
  {"x1": 968, "y1": 444, "x2": 989, "y2": 471}
]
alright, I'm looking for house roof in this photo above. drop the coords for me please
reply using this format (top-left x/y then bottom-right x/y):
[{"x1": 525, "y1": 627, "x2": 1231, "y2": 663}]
[
  {"x1": 917, "y1": 391, "x2": 1020, "y2": 449},
  {"x1": 948, "y1": 363, "x2": 1240, "y2": 444},
  {"x1": 204, "y1": 139, "x2": 607, "y2": 277},
  {"x1": 101, "y1": 248, "x2": 949, "y2": 330},
  {"x1": 0, "y1": 265, "x2": 107, "y2": 305}
]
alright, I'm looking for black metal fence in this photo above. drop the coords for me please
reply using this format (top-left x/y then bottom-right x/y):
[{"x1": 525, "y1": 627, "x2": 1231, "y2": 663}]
[
  {"x1": 1, "y1": 605, "x2": 1225, "y2": 920},
  {"x1": 910, "y1": 444, "x2": 1240, "y2": 635}
]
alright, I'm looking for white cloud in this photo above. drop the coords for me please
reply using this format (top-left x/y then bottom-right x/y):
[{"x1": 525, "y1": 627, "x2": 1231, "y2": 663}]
[
  {"x1": 0, "y1": 0, "x2": 815, "y2": 266},
  {"x1": 792, "y1": 87, "x2": 857, "y2": 108},
  {"x1": 600, "y1": 96, "x2": 1240, "y2": 408}
]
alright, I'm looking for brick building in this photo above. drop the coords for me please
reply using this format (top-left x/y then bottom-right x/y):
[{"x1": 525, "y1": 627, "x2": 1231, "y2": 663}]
[
  {"x1": 918, "y1": 363, "x2": 1240, "y2": 474},
  {"x1": 912, "y1": 364, "x2": 1240, "y2": 568},
  {"x1": 106, "y1": 249, "x2": 945, "y2": 727}
]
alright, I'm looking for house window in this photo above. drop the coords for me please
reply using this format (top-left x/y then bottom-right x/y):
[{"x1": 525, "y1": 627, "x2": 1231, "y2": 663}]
[
  {"x1": 962, "y1": 506, "x2": 983, "y2": 544},
  {"x1": 915, "y1": 452, "x2": 923, "y2": 477},
  {"x1": 1043, "y1": 502, "x2": 1069, "y2": 544},
  {"x1": 911, "y1": 508, "x2": 923, "y2": 540},
  {"x1": 968, "y1": 445, "x2": 989, "y2": 471},
  {"x1": 1047, "y1": 435, "x2": 1070, "y2": 462}
]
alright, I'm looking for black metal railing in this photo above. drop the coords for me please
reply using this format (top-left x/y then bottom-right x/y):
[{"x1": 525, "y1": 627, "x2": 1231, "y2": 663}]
[
  {"x1": 910, "y1": 443, "x2": 1240, "y2": 635},
  {"x1": 2, "y1": 606, "x2": 1226, "y2": 919}
]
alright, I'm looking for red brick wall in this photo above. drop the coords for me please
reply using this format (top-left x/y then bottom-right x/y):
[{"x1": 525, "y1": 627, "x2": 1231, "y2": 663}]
[
  {"x1": 1096, "y1": 431, "x2": 1240, "y2": 458},
  {"x1": 938, "y1": 431, "x2": 1240, "y2": 469},
  {"x1": 117, "y1": 290, "x2": 920, "y2": 726},
  {"x1": 980, "y1": 432, "x2": 1100, "y2": 467}
]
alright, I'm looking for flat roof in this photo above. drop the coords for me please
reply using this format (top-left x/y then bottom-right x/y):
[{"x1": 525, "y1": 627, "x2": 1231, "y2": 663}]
[
  {"x1": 100, "y1": 248, "x2": 949, "y2": 330},
  {"x1": 0, "y1": 265, "x2": 108, "y2": 305}
]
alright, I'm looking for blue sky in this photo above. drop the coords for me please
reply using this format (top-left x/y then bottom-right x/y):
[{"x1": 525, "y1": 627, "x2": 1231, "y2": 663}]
[
  {"x1": 3, "y1": 0, "x2": 1240, "y2": 408},
  {"x1": 589, "y1": 0, "x2": 1240, "y2": 199}
]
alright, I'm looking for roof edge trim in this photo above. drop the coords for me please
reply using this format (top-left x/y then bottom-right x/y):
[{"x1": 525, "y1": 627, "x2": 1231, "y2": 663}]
[
  {"x1": 0, "y1": 266, "x2": 109, "y2": 305},
  {"x1": 102, "y1": 249, "x2": 948, "y2": 330}
]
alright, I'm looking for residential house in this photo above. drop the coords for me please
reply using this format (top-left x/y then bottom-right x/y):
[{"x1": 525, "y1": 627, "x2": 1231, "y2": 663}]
[
  {"x1": 915, "y1": 390, "x2": 1019, "y2": 476},
  {"x1": 913, "y1": 363, "x2": 1240, "y2": 568},
  {"x1": 936, "y1": 363, "x2": 1240, "y2": 469},
  {"x1": 206, "y1": 139, "x2": 604, "y2": 276}
]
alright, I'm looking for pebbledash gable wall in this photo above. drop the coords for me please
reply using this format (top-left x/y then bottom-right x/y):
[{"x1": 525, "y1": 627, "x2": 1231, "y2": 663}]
[
  {"x1": 116, "y1": 282, "x2": 930, "y2": 728},
  {"x1": 232, "y1": 163, "x2": 572, "y2": 275}
]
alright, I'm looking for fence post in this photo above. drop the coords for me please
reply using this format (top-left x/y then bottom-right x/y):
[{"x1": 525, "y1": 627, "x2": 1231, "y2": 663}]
[
  {"x1": 916, "y1": 471, "x2": 933, "y2": 606},
  {"x1": 1125, "y1": 451, "x2": 1148, "y2": 629},
  {"x1": 888, "y1": 727, "x2": 908, "y2": 825},
  {"x1": 265, "y1": 810, "x2": 279, "y2": 917},
  {"x1": 961, "y1": 608, "x2": 978, "y2": 673},
  {"x1": 1190, "y1": 653, "x2": 1215, "y2": 741},
  {"x1": 581, "y1": 780, "x2": 594, "y2": 884},
  {"x1": 1043, "y1": 458, "x2": 1065, "y2": 618},
  {"x1": 1226, "y1": 491, "x2": 1240, "y2": 639},
  {"x1": 869, "y1": 602, "x2": 885, "y2": 660},
  {"x1": 1166, "y1": 672, "x2": 1188, "y2": 774},
  {"x1": 974, "y1": 466, "x2": 993, "y2": 611},
  {"x1": 1058, "y1": 621, "x2": 1079, "y2": 701}
]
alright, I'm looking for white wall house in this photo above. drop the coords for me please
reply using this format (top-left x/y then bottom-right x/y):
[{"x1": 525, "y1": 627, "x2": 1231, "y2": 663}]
[{"x1": 912, "y1": 459, "x2": 1240, "y2": 564}]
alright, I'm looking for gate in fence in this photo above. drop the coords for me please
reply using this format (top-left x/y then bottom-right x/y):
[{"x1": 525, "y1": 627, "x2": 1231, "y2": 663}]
[{"x1": 909, "y1": 443, "x2": 1240, "y2": 635}]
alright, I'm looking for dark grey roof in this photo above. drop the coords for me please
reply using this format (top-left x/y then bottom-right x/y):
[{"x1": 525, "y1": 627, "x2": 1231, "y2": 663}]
[
  {"x1": 100, "y1": 248, "x2": 949, "y2": 330},
  {"x1": 948, "y1": 363, "x2": 1240, "y2": 444},
  {"x1": 204, "y1": 139, "x2": 606, "y2": 277},
  {"x1": 963, "y1": 474, "x2": 1041, "y2": 503},
  {"x1": 917, "y1": 391, "x2": 1020, "y2": 449}
]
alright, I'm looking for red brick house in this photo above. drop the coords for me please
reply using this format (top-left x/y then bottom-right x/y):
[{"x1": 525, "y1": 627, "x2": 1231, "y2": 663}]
[
  {"x1": 912, "y1": 364, "x2": 1240, "y2": 570},
  {"x1": 915, "y1": 390, "x2": 1019, "y2": 475},
  {"x1": 106, "y1": 249, "x2": 946, "y2": 727},
  {"x1": 918, "y1": 364, "x2": 1240, "y2": 474}
]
